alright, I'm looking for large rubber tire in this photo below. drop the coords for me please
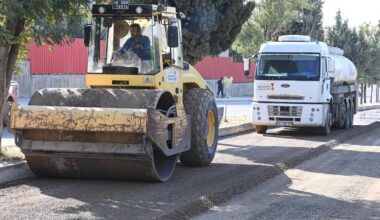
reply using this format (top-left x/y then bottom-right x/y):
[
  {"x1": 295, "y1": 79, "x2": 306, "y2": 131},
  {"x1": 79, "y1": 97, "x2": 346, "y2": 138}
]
[
  {"x1": 333, "y1": 102, "x2": 344, "y2": 128},
  {"x1": 319, "y1": 106, "x2": 332, "y2": 136},
  {"x1": 344, "y1": 102, "x2": 350, "y2": 129},
  {"x1": 256, "y1": 125, "x2": 267, "y2": 134},
  {"x1": 3, "y1": 101, "x2": 10, "y2": 127},
  {"x1": 349, "y1": 102, "x2": 354, "y2": 128},
  {"x1": 180, "y1": 88, "x2": 219, "y2": 167}
]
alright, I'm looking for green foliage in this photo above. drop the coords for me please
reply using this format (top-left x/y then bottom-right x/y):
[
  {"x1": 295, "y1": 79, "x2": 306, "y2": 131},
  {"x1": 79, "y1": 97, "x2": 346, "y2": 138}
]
[
  {"x1": 132, "y1": 0, "x2": 255, "y2": 64},
  {"x1": 229, "y1": 49, "x2": 243, "y2": 62},
  {"x1": 278, "y1": 0, "x2": 324, "y2": 41},
  {"x1": 0, "y1": 0, "x2": 94, "y2": 47},
  {"x1": 359, "y1": 23, "x2": 380, "y2": 83},
  {"x1": 232, "y1": 18, "x2": 264, "y2": 57},
  {"x1": 254, "y1": 0, "x2": 310, "y2": 41},
  {"x1": 232, "y1": 0, "x2": 310, "y2": 58},
  {"x1": 326, "y1": 10, "x2": 380, "y2": 84}
]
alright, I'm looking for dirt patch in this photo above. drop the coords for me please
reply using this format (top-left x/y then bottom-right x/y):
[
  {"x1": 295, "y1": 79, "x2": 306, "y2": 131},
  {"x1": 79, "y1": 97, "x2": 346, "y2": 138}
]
[{"x1": 0, "y1": 146, "x2": 25, "y2": 167}]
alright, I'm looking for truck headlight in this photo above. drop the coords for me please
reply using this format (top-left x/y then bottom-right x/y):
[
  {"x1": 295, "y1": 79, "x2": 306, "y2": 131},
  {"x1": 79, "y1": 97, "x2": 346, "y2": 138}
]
[
  {"x1": 98, "y1": 6, "x2": 106, "y2": 14},
  {"x1": 136, "y1": 6, "x2": 143, "y2": 14}
]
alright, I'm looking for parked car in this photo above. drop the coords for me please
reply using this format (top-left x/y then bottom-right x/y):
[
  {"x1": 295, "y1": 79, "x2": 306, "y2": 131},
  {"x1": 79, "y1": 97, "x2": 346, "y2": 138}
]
[{"x1": 3, "y1": 81, "x2": 19, "y2": 127}]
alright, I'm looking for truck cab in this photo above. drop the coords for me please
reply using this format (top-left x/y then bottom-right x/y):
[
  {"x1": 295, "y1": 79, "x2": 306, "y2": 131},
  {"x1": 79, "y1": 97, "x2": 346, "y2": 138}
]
[{"x1": 245, "y1": 35, "x2": 357, "y2": 135}]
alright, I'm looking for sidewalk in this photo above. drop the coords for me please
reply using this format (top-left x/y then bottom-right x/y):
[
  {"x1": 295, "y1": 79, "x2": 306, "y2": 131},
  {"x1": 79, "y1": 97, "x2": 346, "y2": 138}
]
[{"x1": 216, "y1": 97, "x2": 252, "y2": 105}]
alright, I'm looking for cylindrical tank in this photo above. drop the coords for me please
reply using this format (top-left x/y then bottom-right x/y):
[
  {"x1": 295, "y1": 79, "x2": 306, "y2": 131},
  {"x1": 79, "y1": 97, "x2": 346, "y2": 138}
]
[{"x1": 330, "y1": 54, "x2": 357, "y2": 85}]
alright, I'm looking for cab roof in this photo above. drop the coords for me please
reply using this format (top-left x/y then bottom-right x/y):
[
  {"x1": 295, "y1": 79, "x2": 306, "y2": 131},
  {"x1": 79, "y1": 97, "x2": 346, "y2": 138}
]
[
  {"x1": 92, "y1": 4, "x2": 177, "y2": 17},
  {"x1": 259, "y1": 35, "x2": 329, "y2": 55},
  {"x1": 259, "y1": 41, "x2": 329, "y2": 55}
]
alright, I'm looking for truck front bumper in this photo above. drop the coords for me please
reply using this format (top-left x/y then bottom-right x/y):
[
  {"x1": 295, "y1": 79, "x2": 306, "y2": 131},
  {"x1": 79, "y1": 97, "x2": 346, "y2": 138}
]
[{"x1": 251, "y1": 102, "x2": 329, "y2": 127}]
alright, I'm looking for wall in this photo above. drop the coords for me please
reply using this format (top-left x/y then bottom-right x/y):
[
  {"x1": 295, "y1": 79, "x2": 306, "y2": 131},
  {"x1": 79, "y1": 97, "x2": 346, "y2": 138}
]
[
  {"x1": 12, "y1": 61, "x2": 86, "y2": 98},
  {"x1": 206, "y1": 80, "x2": 254, "y2": 97},
  {"x1": 13, "y1": 61, "x2": 253, "y2": 98},
  {"x1": 12, "y1": 61, "x2": 32, "y2": 98}
]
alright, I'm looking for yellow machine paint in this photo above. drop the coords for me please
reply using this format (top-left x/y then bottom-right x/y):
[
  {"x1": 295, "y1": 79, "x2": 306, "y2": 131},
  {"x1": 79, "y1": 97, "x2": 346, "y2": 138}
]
[{"x1": 9, "y1": 3, "x2": 220, "y2": 182}]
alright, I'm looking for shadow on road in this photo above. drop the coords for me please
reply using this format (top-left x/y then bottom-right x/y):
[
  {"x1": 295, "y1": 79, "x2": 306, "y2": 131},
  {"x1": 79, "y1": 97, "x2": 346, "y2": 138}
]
[
  {"x1": 17, "y1": 162, "x2": 273, "y2": 219},
  {"x1": 210, "y1": 171, "x2": 380, "y2": 220}
]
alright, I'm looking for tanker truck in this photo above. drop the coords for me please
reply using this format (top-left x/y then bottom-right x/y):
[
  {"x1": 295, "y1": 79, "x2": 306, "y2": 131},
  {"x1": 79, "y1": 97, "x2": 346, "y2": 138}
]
[{"x1": 244, "y1": 35, "x2": 358, "y2": 135}]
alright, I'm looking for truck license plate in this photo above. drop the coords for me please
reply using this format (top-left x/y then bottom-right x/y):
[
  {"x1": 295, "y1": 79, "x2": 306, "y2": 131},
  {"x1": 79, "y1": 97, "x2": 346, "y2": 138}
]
[{"x1": 276, "y1": 122, "x2": 293, "y2": 126}]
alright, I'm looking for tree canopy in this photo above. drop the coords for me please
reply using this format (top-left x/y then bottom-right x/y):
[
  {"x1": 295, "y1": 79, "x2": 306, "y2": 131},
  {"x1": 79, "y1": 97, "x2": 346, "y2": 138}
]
[
  {"x1": 232, "y1": 0, "x2": 310, "y2": 58},
  {"x1": 278, "y1": 0, "x2": 324, "y2": 41},
  {"x1": 326, "y1": 10, "x2": 380, "y2": 84},
  {"x1": 133, "y1": 0, "x2": 255, "y2": 64},
  {"x1": 0, "y1": 0, "x2": 96, "y2": 143}
]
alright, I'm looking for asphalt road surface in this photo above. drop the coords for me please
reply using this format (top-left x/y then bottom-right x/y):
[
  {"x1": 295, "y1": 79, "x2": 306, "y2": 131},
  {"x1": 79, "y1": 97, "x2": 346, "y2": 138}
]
[
  {"x1": 0, "y1": 109, "x2": 379, "y2": 219},
  {"x1": 195, "y1": 127, "x2": 380, "y2": 220}
]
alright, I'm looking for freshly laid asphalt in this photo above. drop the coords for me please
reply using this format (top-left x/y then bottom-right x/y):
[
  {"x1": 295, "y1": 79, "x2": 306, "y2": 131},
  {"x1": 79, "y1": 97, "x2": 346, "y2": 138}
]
[
  {"x1": 0, "y1": 109, "x2": 379, "y2": 219},
  {"x1": 196, "y1": 126, "x2": 380, "y2": 220}
]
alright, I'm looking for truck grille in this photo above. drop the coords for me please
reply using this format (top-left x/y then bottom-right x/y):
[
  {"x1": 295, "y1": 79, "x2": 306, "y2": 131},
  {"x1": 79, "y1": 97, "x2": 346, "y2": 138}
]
[
  {"x1": 267, "y1": 95, "x2": 304, "y2": 100},
  {"x1": 268, "y1": 106, "x2": 302, "y2": 117}
]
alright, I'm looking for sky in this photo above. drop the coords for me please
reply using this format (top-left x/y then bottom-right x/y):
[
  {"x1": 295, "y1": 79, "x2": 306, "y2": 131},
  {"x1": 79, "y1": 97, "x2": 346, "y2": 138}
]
[{"x1": 323, "y1": 0, "x2": 380, "y2": 27}]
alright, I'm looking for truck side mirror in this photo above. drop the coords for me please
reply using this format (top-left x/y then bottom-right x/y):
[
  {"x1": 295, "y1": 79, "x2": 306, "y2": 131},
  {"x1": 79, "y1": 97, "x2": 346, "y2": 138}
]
[
  {"x1": 167, "y1": 26, "x2": 179, "y2": 48},
  {"x1": 328, "y1": 59, "x2": 335, "y2": 73},
  {"x1": 84, "y1": 24, "x2": 92, "y2": 47},
  {"x1": 243, "y1": 58, "x2": 251, "y2": 77}
]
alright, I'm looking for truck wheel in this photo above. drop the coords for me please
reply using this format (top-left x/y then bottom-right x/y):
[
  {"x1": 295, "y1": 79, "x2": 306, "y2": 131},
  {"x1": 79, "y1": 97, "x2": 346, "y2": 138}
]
[
  {"x1": 256, "y1": 125, "x2": 267, "y2": 134},
  {"x1": 3, "y1": 101, "x2": 11, "y2": 127},
  {"x1": 336, "y1": 102, "x2": 347, "y2": 128},
  {"x1": 180, "y1": 88, "x2": 219, "y2": 167},
  {"x1": 319, "y1": 106, "x2": 332, "y2": 136},
  {"x1": 344, "y1": 103, "x2": 351, "y2": 129},
  {"x1": 350, "y1": 102, "x2": 355, "y2": 128}
]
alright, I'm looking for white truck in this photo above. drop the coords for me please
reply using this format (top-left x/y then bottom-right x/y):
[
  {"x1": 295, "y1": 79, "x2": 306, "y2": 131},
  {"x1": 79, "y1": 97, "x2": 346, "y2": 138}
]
[{"x1": 244, "y1": 35, "x2": 358, "y2": 135}]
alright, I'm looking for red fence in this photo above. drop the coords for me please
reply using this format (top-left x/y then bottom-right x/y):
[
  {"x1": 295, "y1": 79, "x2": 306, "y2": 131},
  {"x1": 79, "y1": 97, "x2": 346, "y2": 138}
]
[
  {"x1": 27, "y1": 38, "x2": 255, "y2": 83},
  {"x1": 194, "y1": 56, "x2": 255, "y2": 83},
  {"x1": 28, "y1": 39, "x2": 88, "y2": 74}
]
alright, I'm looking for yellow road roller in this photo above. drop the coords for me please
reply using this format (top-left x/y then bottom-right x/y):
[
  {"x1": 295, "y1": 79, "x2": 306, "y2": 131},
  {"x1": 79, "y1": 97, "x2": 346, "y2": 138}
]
[{"x1": 8, "y1": 3, "x2": 221, "y2": 182}]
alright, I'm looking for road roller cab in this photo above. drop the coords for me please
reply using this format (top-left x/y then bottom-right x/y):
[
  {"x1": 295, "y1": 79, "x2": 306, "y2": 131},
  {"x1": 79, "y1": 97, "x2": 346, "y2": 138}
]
[
  {"x1": 84, "y1": 4, "x2": 207, "y2": 103},
  {"x1": 9, "y1": 3, "x2": 221, "y2": 182}
]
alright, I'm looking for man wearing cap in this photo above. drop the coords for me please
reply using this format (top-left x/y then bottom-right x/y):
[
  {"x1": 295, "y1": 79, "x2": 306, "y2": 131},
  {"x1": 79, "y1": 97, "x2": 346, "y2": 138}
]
[{"x1": 116, "y1": 23, "x2": 151, "y2": 60}]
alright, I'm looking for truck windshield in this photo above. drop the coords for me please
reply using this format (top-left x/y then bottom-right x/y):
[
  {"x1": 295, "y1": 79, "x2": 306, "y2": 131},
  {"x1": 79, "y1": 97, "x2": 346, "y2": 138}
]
[
  {"x1": 87, "y1": 17, "x2": 160, "y2": 74},
  {"x1": 256, "y1": 54, "x2": 320, "y2": 81}
]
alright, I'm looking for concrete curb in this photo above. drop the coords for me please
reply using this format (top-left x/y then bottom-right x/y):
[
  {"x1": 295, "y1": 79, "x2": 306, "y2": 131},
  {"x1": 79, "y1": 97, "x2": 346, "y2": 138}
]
[
  {"x1": 358, "y1": 104, "x2": 380, "y2": 112},
  {"x1": 0, "y1": 161, "x2": 34, "y2": 185},
  {"x1": 219, "y1": 123, "x2": 255, "y2": 137},
  {"x1": 160, "y1": 121, "x2": 380, "y2": 219}
]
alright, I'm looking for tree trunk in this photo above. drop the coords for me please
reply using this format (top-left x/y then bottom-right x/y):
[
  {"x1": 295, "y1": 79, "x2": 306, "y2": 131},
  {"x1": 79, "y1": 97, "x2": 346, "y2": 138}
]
[
  {"x1": 370, "y1": 84, "x2": 373, "y2": 103},
  {"x1": 364, "y1": 83, "x2": 367, "y2": 104},
  {"x1": 360, "y1": 83, "x2": 364, "y2": 104},
  {"x1": 0, "y1": 16, "x2": 26, "y2": 147},
  {"x1": 377, "y1": 84, "x2": 379, "y2": 103}
]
